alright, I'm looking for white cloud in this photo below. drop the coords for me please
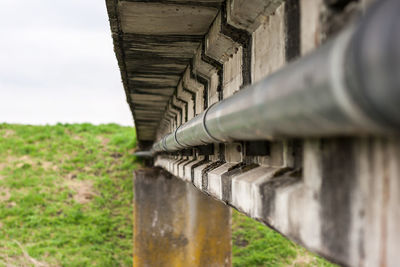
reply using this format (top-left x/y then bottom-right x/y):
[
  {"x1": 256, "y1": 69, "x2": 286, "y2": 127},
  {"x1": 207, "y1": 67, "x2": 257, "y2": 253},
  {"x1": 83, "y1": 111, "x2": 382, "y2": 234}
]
[{"x1": 0, "y1": 0, "x2": 133, "y2": 126}]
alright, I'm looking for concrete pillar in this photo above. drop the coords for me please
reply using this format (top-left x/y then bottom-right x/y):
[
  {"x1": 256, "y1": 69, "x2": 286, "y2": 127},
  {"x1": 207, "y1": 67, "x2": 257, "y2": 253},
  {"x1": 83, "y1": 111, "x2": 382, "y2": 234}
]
[{"x1": 134, "y1": 167, "x2": 231, "y2": 267}]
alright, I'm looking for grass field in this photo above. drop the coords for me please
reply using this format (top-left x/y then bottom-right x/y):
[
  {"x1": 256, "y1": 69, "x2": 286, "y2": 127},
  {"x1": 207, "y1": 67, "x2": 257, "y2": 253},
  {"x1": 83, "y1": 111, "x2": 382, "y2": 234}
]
[{"x1": 0, "y1": 124, "x2": 335, "y2": 267}]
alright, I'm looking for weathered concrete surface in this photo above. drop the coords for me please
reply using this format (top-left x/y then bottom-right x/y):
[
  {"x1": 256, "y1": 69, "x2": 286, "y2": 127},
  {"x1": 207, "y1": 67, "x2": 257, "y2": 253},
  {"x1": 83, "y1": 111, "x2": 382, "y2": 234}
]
[
  {"x1": 251, "y1": 3, "x2": 286, "y2": 83},
  {"x1": 156, "y1": 137, "x2": 400, "y2": 267},
  {"x1": 119, "y1": 2, "x2": 219, "y2": 35},
  {"x1": 106, "y1": 0, "x2": 222, "y2": 144},
  {"x1": 227, "y1": 0, "x2": 284, "y2": 32},
  {"x1": 134, "y1": 168, "x2": 231, "y2": 267}
]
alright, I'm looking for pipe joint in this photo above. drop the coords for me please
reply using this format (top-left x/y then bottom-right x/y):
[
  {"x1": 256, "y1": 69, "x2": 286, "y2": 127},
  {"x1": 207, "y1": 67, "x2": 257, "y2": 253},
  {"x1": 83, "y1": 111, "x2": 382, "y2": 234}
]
[
  {"x1": 201, "y1": 103, "x2": 221, "y2": 143},
  {"x1": 174, "y1": 125, "x2": 185, "y2": 149}
]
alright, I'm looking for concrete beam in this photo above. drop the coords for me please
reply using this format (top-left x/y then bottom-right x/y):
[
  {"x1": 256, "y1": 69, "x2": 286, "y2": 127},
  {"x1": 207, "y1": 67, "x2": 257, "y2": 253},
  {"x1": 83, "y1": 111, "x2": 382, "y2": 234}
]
[
  {"x1": 227, "y1": 0, "x2": 284, "y2": 32},
  {"x1": 205, "y1": 13, "x2": 240, "y2": 63},
  {"x1": 156, "y1": 137, "x2": 400, "y2": 266},
  {"x1": 118, "y1": 2, "x2": 218, "y2": 35},
  {"x1": 177, "y1": 82, "x2": 194, "y2": 122},
  {"x1": 192, "y1": 46, "x2": 220, "y2": 106},
  {"x1": 182, "y1": 67, "x2": 205, "y2": 115}
]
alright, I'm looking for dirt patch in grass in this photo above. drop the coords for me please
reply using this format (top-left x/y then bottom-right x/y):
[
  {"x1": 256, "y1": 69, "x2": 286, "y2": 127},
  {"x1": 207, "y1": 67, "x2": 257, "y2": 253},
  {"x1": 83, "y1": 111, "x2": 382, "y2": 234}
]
[
  {"x1": 83, "y1": 166, "x2": 91, "y2": 172},
  {"x1": 17, "y1": 155, "x2": 34, "y2": 163},
  {"x1": 1, "y1": 129, "x2": 15, "y2": 138},
  {"x1": 98, "y1": 136, "x2": 110, "y2": 147},
  {"x1": 72, "y1": 134, "x2": 83, "y2": 141},
  {"x1": 4, "y1": 155, "x2": 59, "y2": 171},
  {"x1": 0, "y1": 242, "x2": 53, "y2": 267},
  {"x1": 65, "y1": 179, "x2": 97, "y2": 204},
  {"x1": 40, "y1": 161, "x2": 59, "y2": 171},
  {"x1": 290, "y1": 253, "x2": 315, "y2": 266},
  {"x1": 10, "y1": 155, "x2": 35, "y2": 168},
  {"x1": 0, "y1": 187, "x2": 11, "y2": 202},
  {"x1": 66, "y1": 173, "x2": 77, "y2": 180}
]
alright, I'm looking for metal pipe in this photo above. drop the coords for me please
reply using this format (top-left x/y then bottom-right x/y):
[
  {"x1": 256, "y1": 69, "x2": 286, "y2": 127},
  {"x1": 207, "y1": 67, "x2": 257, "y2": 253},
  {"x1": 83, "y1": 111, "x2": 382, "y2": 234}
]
[
  {"x1": 153, "y1": 0, "x2": 400, "y2": 153},
  {"x1": 134, "y1": 151, "x2": 154, "y2": 158}
]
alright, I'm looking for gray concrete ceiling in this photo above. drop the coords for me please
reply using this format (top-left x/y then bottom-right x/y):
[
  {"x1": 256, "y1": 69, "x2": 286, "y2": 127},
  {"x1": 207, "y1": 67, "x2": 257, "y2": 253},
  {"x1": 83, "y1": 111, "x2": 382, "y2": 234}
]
[{"x1": 106, "y1": 0, "x2": 223, "y2": 144}]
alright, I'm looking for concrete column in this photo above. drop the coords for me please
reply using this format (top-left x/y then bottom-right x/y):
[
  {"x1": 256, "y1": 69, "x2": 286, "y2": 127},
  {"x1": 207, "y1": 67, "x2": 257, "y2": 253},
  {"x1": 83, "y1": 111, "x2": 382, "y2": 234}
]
[{"x1": 134, "y1": 167, "x2": 231, "y2": 267}]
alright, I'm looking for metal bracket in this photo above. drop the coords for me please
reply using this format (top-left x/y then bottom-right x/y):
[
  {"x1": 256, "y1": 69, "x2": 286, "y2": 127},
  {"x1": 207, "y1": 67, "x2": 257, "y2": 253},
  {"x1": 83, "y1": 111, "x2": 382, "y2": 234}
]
[
  {"x1": 245, "y1": 141, "x2": 270, "y2": 156},
  {"x1": 196, "y1": 144, "x2": 214, "y2": 156},
  {"x1": 180, "y1": 149, "x2": 193, "y2": 157}
]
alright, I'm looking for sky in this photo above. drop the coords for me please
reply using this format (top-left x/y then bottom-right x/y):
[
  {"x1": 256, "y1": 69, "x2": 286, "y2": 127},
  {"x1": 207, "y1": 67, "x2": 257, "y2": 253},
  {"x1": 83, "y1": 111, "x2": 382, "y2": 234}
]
[{"x1": 0, "y1": 0, "x2": 133, "y2": 126}]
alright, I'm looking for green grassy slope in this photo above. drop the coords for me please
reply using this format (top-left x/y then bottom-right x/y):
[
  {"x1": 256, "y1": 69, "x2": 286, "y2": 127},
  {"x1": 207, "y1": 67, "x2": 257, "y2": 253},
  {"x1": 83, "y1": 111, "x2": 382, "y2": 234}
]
[
  {"x1": 0, "y1": 124, "x2": 136, "y2": 266},
  {"x1": 0, "y1": 124, "x2": 335, "y2": 267}
]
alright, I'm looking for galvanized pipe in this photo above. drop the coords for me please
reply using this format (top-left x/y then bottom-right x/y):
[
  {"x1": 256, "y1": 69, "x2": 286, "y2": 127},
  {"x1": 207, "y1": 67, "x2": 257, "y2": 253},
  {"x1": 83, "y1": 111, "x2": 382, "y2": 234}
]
[{"x1": 153, "y1": 0, "x2": 400, "y2": 153}]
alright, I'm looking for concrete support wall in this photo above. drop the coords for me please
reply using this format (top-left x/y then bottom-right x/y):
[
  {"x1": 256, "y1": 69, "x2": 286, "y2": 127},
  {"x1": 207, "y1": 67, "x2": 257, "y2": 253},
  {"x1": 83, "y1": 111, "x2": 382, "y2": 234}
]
[{"x1": 134, "y1": 168, "x2": 231, "y2": 266}]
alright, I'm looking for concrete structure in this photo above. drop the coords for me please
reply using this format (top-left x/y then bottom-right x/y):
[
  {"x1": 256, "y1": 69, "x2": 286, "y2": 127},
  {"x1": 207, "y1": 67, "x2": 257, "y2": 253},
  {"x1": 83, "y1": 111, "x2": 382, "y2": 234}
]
[
  {"x1": 107, "y1": 0, "x2": 400, "y2": 266},
  {"x1": 134, "y1": 168, "x2": 231, "y2": 266}
]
